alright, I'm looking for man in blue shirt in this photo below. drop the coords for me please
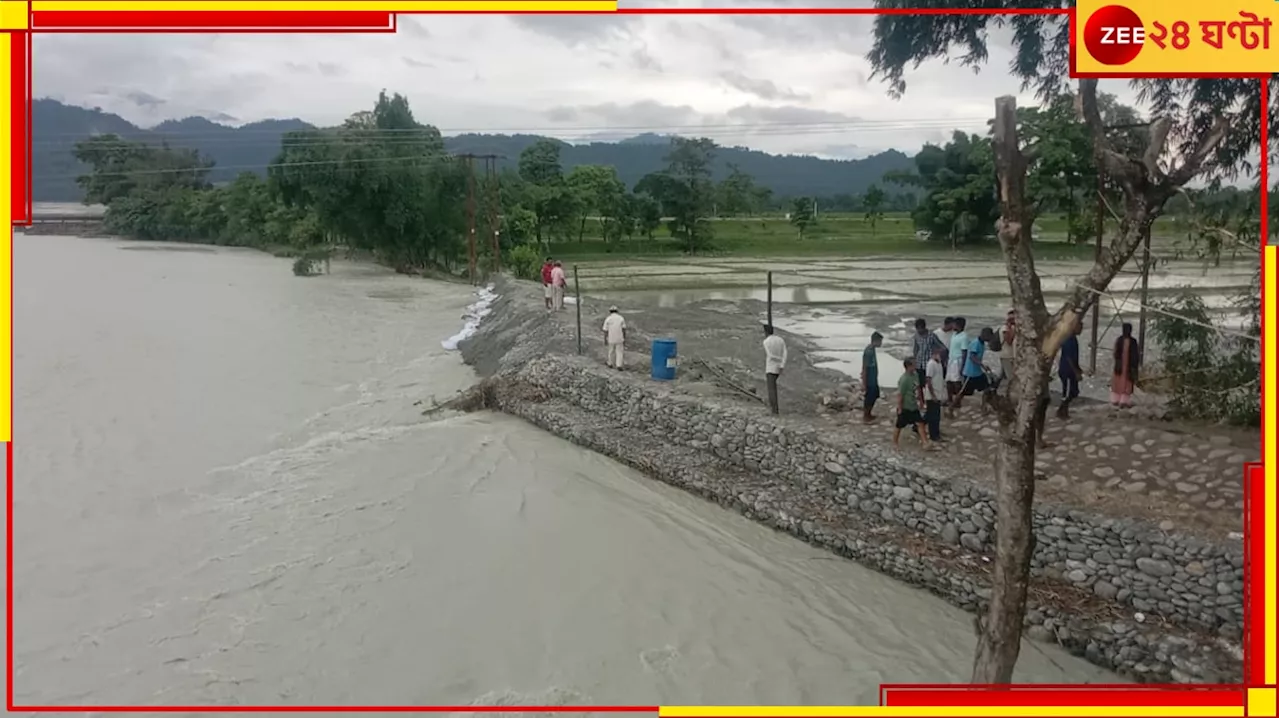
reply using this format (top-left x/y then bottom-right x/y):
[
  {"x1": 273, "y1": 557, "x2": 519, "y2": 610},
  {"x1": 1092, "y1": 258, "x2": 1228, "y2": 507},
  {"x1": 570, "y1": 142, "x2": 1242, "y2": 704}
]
[
  {"x1": 954, "y1": 327, "x2": 994, "y2": 413},
  {"x1": 1056, "y1": 318, "x2": 1083, "y2": 419}
]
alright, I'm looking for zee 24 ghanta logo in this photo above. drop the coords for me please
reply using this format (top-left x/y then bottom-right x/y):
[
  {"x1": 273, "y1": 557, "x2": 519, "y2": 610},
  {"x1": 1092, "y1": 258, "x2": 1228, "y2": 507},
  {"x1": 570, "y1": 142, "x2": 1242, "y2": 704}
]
[
  {"x1": 1083, "y1": 5, "x2": 1148, "y2": 64},
  {"x1": 1082, "y1": 4, "x2": 1273, "y2": 65}
]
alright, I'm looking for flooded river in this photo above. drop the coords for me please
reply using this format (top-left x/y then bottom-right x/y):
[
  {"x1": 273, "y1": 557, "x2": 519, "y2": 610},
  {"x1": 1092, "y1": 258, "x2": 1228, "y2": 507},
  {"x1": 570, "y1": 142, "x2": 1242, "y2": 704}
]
[{"x1": 12, "y1": 236, "x2": 1114, "y2": 707}]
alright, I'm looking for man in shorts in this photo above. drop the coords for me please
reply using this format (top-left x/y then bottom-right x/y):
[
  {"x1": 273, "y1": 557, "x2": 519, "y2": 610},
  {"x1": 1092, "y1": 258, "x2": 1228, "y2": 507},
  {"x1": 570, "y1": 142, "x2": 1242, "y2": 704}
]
[
  {"x1": 955, "y1": 327, "x2": 994, "y2": 412},
  {"x1": 893, "y1": 357, "x2": 931, "y2": 450}
]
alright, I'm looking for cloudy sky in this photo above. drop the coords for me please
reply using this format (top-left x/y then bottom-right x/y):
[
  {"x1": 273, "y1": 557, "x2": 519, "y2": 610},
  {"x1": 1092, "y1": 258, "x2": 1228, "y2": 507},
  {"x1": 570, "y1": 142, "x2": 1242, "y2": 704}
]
[{"x1": 33, "y1": 1, "x2": 1147, "y2": 160}]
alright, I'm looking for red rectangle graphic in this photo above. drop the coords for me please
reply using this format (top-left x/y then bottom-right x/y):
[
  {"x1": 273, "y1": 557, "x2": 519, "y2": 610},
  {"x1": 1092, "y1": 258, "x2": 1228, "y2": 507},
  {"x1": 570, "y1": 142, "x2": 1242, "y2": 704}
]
[
  {"x1": 8, "y1": 31, "x2": 28, "y2": 225},
  {"x1": 31, "y1": 10, "x2": 394, "y2": 32},
  {"x1": 882, "y1": 686, "x2": 1246, "y2": 707}
]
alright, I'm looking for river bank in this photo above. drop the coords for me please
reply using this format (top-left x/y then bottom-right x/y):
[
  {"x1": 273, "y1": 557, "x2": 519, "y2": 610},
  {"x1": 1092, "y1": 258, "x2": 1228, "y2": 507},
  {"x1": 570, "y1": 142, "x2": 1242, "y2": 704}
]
[{"x1": 454, "y1": 275, "x2": 1248, "y2": 685}]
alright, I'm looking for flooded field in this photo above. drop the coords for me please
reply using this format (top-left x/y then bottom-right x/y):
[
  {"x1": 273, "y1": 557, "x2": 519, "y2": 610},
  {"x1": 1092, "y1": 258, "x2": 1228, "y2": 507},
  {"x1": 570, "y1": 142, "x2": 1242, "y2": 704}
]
[{"x1": 580, "y1": 255, "x2": 1256, "y2": 386}]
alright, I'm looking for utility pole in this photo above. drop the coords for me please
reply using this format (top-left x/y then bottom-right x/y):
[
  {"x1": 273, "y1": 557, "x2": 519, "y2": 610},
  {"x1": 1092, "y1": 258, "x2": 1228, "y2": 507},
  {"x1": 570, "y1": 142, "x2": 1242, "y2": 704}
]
[
  {"x1": 465, "y1": 155, "x2": 476, "y2": 285},
  {"x1": 1089, "y1": 170, "x2": 1103, "y2": 375},
  {"x1": 484, "y1": 155, "x2": 501, "y2": 274},
  {"x1": 1087, "y1": 120, "x2": 1151, "y2": 374},
  {"x1": 456, "y1": 152, "x2": 503, "y2": 282}
]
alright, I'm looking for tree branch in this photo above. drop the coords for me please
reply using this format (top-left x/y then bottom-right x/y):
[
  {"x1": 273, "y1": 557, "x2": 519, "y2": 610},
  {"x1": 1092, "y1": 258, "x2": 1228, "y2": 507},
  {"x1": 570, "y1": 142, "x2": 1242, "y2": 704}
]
[
  {"x1": 1142, "y1": 117, "x2": 1172, "y2": 179},
  {"x1": 1167, "y1": 114, "x2": 1233, "y2": 187}
]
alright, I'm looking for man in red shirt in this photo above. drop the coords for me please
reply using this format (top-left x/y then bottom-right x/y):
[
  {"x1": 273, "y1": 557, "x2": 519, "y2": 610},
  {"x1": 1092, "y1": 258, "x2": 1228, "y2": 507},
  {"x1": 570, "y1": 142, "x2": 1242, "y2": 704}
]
[{"x1": 540, "y1": 257, "x2": 554, "y2": 310}]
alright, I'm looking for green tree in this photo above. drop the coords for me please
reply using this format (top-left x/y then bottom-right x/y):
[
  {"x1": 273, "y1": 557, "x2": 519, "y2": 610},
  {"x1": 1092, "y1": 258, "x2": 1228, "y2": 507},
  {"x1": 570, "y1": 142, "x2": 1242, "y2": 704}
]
[
  {"x1": 661, "y1": 137, "x2": 718, "y2": 253},
  {"x1": 566, "y1": 164, "x2": 627, "y2": 241},
  {"x1": 789, "y1": 197, "x2": 815, "y2": 239},
  {"x1": 870, "y1": 6, "x2": 1275, "y2": 684},
  {"x1": 717, "y1": 164, "x2": 757, "y2": 217},
  {"x1": 861, "y1": 184, "x2": 887, "y2": 235},
  {"x1": 888, "y1": 131, "x2": 997, "y2": 247}
]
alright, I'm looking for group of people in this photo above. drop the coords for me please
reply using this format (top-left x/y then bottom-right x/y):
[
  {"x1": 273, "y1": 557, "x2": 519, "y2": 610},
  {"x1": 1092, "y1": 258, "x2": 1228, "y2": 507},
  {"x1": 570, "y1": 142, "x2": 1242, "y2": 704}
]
[
  {"x1": 570, "y1": 289, "x2": 1144, "y2": 452},
  {"x1": 540, "y1": 258, "x2": 568, "y2": 311},
  {"x1": 857, "y1": 312, "x2": 1142, "y2": 451}
]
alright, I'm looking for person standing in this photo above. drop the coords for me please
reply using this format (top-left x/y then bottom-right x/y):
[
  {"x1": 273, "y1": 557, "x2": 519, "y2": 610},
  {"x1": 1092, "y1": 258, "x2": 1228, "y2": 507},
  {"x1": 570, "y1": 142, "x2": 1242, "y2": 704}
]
[
  {"x1": 602, "y1": 305, "x2": 627, "y2": 370},
  {"x1": 1057, "y1": 318, "x2": 1083, "y2": 419},
  {"x1": 946, "y1": 317, "x2": 969, "y2": 416},
  {"x1": 924, "y1": 344, "x2": 947, "y2": 442},
  {"x1": 910, "y1": 318, "x2": 942, "y2": 386},
  {"x1": 540, "y1": 257, "x2": 554, "y2": 310},
  {"x1": 893, "y1": 358, "x2": 931, "y2": 451},
  {"x1": 934, "y1": 317, "x2": 955, "y2": 368},
  {"x1": 861, "y1": 331, "x2": 884, "y2": 424},
  {"x1": 1111, "y1": 322, "x2": 1140, "y2": 408},
  {"x1": 763, "y1": 324, "x2": 787, "y2": 415},
  {"x1": 999, "y1": 309, "x2": 1017, "y2": 385},
  {"x1": 550, "y1": 261, "x2": 567, "y2": 311}
]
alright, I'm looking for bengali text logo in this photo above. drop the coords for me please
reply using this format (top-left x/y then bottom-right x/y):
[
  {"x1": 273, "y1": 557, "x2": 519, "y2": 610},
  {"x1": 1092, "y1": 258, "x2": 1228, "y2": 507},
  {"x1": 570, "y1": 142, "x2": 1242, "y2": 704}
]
[{"x1": 1080, "y1": 3, "x2": 1273, "y2": 67}]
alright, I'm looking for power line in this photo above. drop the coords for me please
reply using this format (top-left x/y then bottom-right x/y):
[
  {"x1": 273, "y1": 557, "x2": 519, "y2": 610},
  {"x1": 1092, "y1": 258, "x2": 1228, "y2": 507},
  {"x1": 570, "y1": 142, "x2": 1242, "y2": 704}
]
[{"x1": 29, "y1": 116, "x2": 995, "y2": 141}]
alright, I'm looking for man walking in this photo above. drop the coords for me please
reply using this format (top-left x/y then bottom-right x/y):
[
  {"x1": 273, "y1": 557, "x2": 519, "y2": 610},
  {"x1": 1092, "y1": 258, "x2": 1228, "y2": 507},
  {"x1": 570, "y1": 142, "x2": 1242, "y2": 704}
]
[
  {"x1": 602, "y1": 305, "x2": 627, "y2": 370},
  {"x1": 955, "y1": 327, "x2": 994, "y2": 413},
  {"x1": 763, "y1": 323, "x2": 787, "y2": 415},
  {"x1": 893, "y1": 357, "x2": 932, "y2": 451},
  {"x1": 541, "y1": 257, "x2": 554, "y2": 310},
  {"x1": 924, "y1": 343, "x2": 947, "y2": 442},
  {"x1": 1056, "y1": 317, "x2": 1083, "y2": 419},
  {"x1": 861, "y1": 331, "x2": 883, "y2": 424},
  {"x1": 550, "y1": 261, "x2": 567, "y2": 311},
  {"x1": 934, "y1": 317, "x2": 955, "y2": 368}
]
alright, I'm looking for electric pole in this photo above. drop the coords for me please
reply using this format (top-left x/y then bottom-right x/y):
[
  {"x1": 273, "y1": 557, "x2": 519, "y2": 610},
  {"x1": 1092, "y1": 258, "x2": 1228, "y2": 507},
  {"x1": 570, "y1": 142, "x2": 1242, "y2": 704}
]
[{"x1": 465, "y1": 154, "x2": 476, "y2": 285}]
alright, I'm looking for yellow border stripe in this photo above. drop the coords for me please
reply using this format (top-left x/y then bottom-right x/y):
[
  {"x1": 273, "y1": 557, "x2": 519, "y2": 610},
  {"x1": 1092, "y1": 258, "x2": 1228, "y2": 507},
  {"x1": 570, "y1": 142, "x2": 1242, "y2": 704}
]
[
  {"x1": 659, "y1": 708, "x2": 1242, "y2": 717},
  {"x1": 32, "y1": 1, "x2": 616, "y2": 11},
  {"x1": 1265, "y1": 243, "x2": 1278, "y2": 686},
  {"x1": 1, "y1": 31, "x2": 11, "y2": 444}
]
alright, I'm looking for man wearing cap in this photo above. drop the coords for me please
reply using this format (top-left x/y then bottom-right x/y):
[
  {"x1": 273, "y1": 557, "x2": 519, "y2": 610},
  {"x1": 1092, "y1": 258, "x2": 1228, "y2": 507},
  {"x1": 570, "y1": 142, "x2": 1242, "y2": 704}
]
[
  {"x1": 762, "y1": 323, "x2": 787, "y2": 415},
  {"x1": 602, "y1": 305, "x2": 627, "y2": 370}
]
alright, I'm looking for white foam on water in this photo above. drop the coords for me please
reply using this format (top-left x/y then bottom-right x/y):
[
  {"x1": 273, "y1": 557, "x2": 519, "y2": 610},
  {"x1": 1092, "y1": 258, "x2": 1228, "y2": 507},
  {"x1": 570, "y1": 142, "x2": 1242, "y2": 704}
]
[{"x1": 443, "y1": 284, "x2": 498, "y2": 350}]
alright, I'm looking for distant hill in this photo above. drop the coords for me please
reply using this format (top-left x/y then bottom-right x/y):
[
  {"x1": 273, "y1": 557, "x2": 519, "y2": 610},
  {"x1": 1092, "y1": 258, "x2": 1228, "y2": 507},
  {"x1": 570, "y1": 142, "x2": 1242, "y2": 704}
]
[{"x1": 32, "y1": 98, "x2": 915, "y2": 203}]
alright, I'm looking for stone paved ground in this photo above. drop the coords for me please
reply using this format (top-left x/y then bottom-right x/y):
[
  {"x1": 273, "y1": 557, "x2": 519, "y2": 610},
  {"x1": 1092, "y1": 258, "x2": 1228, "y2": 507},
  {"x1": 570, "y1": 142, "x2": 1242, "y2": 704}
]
[{"x1": 812, "y1": 398, "x2": 1255, "y2": 538}]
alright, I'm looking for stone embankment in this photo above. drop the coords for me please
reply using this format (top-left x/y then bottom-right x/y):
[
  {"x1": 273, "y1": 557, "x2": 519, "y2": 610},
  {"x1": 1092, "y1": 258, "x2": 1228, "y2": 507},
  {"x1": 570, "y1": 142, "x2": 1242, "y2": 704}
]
[{"x1": 457, "y1": 277, "x2": 1244, "y2": 684}]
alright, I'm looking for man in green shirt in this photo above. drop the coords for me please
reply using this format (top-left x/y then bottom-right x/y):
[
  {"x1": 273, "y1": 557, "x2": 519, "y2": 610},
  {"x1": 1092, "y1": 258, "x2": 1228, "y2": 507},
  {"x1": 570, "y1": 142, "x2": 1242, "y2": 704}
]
[{"x1": 893, "y1": 357, "x2": 932, "y2": 451}]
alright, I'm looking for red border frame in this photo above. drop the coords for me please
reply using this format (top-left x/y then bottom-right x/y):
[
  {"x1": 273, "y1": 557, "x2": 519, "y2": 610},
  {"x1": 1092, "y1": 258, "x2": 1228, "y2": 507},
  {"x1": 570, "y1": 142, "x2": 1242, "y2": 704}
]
[{"x1": 5, "y1": 4, "x2": 1274, "y2": 714}]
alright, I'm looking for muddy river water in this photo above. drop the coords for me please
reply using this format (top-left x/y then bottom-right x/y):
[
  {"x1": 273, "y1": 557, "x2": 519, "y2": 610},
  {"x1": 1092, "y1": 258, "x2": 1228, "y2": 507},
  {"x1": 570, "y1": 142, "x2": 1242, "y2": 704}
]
[{"x1": 11, "y1": 236, "x2": 1115, "y2": 708}]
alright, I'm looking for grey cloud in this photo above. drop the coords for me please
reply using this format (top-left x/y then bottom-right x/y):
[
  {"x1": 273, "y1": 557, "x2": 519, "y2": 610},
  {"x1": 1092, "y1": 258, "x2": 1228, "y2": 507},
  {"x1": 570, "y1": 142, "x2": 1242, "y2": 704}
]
[
  {"x1": 398, "y1": 15, "x2": 432, "y2": 38},
  {"x1": 725, "y1": 104, "x2": 859, "y2": 124},
  {"x1": 508, "y1": 15, "x2": 638, "y2": 47},
  {"x1": 544, "y1": 99, "x2": 702, "y2": 128},
  {"x1": 123, "y1": 90, "x2": 166, "y2": 108},
  {"x1": 631, "y1": 48, "x2": 663, "y2": 73},
  {"x1": 285, "y1": 61, "x2": 346, "y2": 78},
  {"x1": 402, "y1": 56, "x2": 434, "y2": 69},
  {"x1": 720, "y1": 71, "x2": 807, "y2": 101}
]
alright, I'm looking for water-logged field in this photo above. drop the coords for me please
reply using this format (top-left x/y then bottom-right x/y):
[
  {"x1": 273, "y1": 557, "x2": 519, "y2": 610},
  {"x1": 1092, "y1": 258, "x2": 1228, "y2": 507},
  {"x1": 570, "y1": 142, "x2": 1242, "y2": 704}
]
[{"x1": 576, "y1": 255, "x2": 1255, "y2": 386}]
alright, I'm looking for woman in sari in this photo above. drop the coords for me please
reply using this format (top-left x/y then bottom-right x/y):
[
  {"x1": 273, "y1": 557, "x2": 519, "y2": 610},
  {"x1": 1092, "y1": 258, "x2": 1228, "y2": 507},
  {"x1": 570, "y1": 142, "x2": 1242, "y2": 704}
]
[{"x1": 1111, "y1": 323, "x2": 1140, "y2": 408}]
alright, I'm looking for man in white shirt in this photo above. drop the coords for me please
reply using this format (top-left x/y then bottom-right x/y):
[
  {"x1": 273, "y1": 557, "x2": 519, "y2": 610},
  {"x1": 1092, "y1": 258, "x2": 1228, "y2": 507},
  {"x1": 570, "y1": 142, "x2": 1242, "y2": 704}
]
[
  {"x1": 549, "y1": 261, "x2": 567, "y2": 311},
  {"x1": 924, "y1": 344, "x2": 947, "y2": 442},
  {"x1": 933, "y1": 317, "x2": 954, "y2": 368},
  {"x1": 602, "y1": 306, "x2": 627, "y2": 370},
  {"x1": 762, "y1": 323, "x2": 787, "y2": 415}
]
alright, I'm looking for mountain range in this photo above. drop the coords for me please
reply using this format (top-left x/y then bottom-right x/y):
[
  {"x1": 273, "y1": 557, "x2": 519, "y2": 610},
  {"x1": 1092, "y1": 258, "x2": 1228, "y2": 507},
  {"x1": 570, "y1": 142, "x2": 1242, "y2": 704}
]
[{"x1": 32, "y1": 98, "x2": 915, "y2": 203}]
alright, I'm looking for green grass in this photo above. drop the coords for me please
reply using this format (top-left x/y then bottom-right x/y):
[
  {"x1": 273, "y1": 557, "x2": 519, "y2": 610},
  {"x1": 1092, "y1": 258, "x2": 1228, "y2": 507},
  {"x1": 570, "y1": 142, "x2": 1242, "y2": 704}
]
[{"x1": 544, "y1": 212, "x2": 1167, "y2": 262}]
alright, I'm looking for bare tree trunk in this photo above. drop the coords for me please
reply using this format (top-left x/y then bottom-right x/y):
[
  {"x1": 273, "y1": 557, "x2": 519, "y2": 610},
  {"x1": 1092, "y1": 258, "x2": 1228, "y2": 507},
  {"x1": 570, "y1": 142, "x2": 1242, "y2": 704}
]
[
  {"x1": 973, "y1": 95, "x2": 1054, "y2": 684},
  {"x1": 970, "y1": 84, "x2": 1234, "y2": 685}
]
